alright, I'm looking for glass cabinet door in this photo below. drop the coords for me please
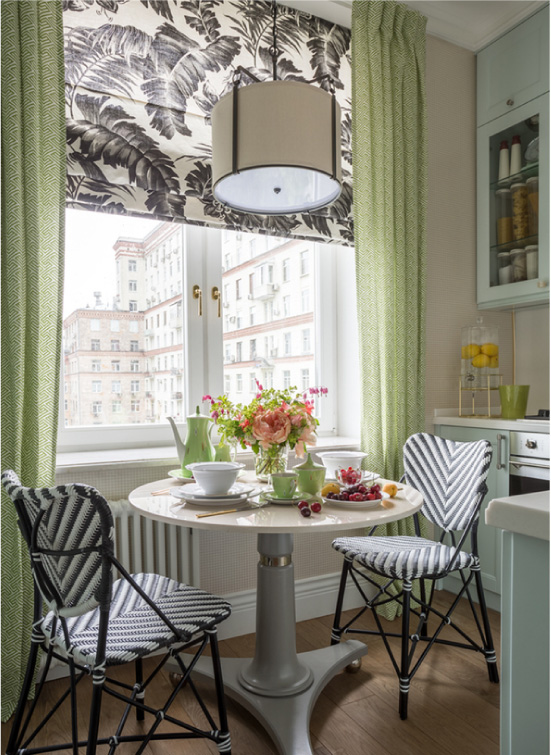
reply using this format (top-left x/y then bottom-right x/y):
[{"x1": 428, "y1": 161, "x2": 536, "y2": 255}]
[{"x1": 477, "y1": 94, "x2": 549, "y2": 309}]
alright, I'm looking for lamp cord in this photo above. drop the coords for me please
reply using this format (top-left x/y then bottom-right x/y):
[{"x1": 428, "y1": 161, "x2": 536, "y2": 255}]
[{"x1": 269, "y1": 0, "x2": 280, "y2": 81}]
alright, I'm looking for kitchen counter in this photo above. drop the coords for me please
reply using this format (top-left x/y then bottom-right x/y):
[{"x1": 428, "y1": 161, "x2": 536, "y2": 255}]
[
  {"x1": 434, "y1": 412, "x2": 549, "y2": 434},
  {"x1": 485, "y1": 491, "x2": 550, "y2": 540}
]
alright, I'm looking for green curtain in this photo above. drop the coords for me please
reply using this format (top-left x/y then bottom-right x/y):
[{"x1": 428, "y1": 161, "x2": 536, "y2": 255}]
[
  {"x1": 352, "y1": 1, "x2": 428, "y2": 618},
  {"x1": 1, "y1": 0, "x2": 65, "y2": 721}
]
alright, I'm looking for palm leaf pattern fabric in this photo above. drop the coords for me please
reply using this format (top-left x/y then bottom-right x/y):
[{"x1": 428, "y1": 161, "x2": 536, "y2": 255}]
[{"x1": 63, "y1": 0, "x2": 352, "y2": 244}]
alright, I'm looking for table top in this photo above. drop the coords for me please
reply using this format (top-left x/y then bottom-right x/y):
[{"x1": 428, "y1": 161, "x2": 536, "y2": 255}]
[{"x1": 129, "y1": 477, "x2": 423, "y2": 534}]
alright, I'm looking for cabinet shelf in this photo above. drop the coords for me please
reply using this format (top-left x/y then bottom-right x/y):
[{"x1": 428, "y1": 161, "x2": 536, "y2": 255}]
[
  {"x1": 490, "y1": 233, "x2": 538, "y2": 254},
  {"x1": 490, "y1": 162, "x2": 538, "y2": 191}
]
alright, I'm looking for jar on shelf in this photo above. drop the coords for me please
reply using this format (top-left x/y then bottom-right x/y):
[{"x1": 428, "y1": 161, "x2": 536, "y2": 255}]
[
  {"x1": 461, "y1": 318, "x2": 499, "y2": 390},
  {"x1": 496, "y1": 188, "x2": 513, "y2": 245},
  {"x1": 510, "y1": 248, "x2": 527, "y2": 282},
  {"x1": 526, "y1": 176, "x2": 539, "y2": 236},
  {"x1": 525, "y1": 245, "x2": 538, "y2": 280},
  {"x1": 497, "y1": 251, "x2": 512, "y2": 285},
  {"x1": 511, "y1": 182, "x2": 529, "y2": 240}
]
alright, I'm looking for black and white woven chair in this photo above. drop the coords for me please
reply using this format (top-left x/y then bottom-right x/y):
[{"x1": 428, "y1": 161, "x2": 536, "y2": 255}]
[
  {"x1": 330, "y1": 433, "x2": 499, "y2": 720},
  {"x1": 2, "y1": 470, "x2": 232, "y2": 754}
]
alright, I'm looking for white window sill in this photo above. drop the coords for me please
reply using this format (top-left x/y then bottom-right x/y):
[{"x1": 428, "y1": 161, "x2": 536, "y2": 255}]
[{"x1": 56, "y1": 436, "x2": 360, "y2": 473}]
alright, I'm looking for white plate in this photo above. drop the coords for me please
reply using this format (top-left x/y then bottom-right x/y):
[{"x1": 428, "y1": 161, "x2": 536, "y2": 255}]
[
  {"x1": 170, "y1": 495, "x2": 253, "y2": 511},
  {"x1": 173, "y1": 483, "x2": 254, "y2": 500},
  {"x1": 168, "y1": 470, "x2": 195, "y2": 482},
  {"x1": 324, "y1": 491, "x2": 390, "y2": 509},
  {"x1": 261, "y1": 491, "x2": 312, "y2": 505},
  {"x1": 171, "y1": 489, "x2": 253, "y2": 506}
]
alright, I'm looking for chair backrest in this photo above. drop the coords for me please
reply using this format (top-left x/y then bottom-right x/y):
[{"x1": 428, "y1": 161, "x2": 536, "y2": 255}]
[
  {"x1": 402, "y1": 433, "x2": 492, "y2": 532},
  {"x1": 1, "y1": 470, "x2": 114, "y2": 619}
]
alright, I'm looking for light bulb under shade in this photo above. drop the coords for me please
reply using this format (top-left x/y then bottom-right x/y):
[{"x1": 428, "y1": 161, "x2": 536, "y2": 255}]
[{"x1": 211, "y1": 80, "x2": 341, "y2": 216}]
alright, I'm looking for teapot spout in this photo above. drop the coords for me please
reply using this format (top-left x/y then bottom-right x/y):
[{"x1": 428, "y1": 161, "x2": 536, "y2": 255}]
[{"x1": 166, "y1": 416, "x2": 186, "y2": 465}]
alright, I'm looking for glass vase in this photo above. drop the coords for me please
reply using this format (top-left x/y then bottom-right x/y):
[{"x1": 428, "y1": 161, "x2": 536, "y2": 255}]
[{"x1": 255, "y1": 445, "x2": 288, "y2": 482}]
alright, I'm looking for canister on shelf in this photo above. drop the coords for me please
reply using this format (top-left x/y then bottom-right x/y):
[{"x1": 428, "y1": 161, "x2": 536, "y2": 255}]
[
  {"x1": 498, "y1": 140, "x2": 509, "y2": 180},
  {"x1": 496, "y1": 188, "x2": 513, "y2": 245},
  {"x1": 497, "y1": 251, "x2": 512, "y2": 285},
  {"x1": 526, "y1": 176, "x2": 539, "y2": 236},
  {"x1": 511, "y1": 182, "x2": 529, "y2": 240},
  {"x1": 525, "y1": 245, "x2": 538, "y2": 280},
  {"x1": 510, "y1": 248, "x2": 527, "y2": 282},
  {"x1": 510, "y1": 134, "x2": 522, "y2": 176}
]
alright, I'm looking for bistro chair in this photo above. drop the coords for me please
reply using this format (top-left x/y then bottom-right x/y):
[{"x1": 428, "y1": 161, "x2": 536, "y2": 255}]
[
  {"x1": 2, "y1": 470, "x2": 232, "y2": 754},
  {"x1": 329, "y1": 432, "x2": 499, "y2": 720}
]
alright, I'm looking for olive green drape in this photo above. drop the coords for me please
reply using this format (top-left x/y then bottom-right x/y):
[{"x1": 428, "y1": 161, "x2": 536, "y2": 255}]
[
  {"x1": 352, "y1": 1, "x2": 428, "y2": 618},
  {"x1": 1, "y1": 0, "x2": 65, "y2": 721}
]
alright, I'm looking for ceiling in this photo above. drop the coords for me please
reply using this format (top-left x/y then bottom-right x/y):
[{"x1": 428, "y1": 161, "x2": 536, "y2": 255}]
[{"x1": 282, "y1": 1, "x2": 547, "y2": 51}]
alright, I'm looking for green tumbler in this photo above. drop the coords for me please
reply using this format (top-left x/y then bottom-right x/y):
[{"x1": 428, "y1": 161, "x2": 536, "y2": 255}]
[{"x1": 499, "y1": 385, "x2": 530, "y2": 419}]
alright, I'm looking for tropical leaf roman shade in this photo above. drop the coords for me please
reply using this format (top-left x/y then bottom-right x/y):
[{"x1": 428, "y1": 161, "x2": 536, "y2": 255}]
[{"x1": 63, "y1": 0, "x2": 352, "y2": 244}]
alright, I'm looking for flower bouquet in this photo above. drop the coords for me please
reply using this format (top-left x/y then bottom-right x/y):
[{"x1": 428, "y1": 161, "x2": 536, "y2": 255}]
[{"x1": 203, "y1": 382, "x2": 325, "y2": 481}]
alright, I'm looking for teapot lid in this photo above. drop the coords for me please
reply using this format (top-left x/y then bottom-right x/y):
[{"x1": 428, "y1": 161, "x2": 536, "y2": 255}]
[
  {"x1": 187, "y1": 405, "x2": 213, "y2": 421},
  {"x1": 293, "y1": 452, "x2": 324, "y2": 470}
]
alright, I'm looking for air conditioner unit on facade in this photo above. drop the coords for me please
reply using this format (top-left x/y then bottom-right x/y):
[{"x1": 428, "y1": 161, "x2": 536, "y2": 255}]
[{"x1": 229, "y1": 316, "x2": 236, "y2": 323}]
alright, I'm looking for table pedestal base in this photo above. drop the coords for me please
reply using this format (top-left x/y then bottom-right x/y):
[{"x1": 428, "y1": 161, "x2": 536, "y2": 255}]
[{"x1": 179, "y1": 639, "x2": 366, "y2": 755}]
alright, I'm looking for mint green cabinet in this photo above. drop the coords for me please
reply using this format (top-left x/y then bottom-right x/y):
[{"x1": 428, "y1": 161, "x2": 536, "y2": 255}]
[{"x1": 434, "y1": 424, "x2": 509, "y2": 600}]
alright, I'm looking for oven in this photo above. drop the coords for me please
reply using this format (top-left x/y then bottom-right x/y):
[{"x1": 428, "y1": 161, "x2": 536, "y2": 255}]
[{"x1": 509, "y1": 431, "x2": 550, "y2": 496}]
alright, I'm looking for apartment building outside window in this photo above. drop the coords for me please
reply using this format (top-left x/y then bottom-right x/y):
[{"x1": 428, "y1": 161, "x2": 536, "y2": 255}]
[
  {"x1": 284, "y1": 332, "x2": 291, "y2": 355},
  {"x1": 111, "y1": 340, "x2": 120, "y2": 351},
  {"x1": 250, "y1": 373, "x2": 257, "y2": 392},
  {"x1": 282, "y1": 258, "x2": 290, "y2": 282},
  {"x1": 111, "y1": 320, "x2": 120, "y2": 331},
  {"x1": 236, "y1": 342, "x2": 242, "y2": 362},
  {"x1": 283, "y1": 370, "x2": 291, "y2": 388},
  {"x1": 236, "y1": 373, "x2": 243, "y2": 392},
  {"x1": 131, "y1": 400, "x2": 140, "y2": 413},
  {"x1": 91, "y1": 339, "x2": 100, "y2": 351},
  {"x1": 236, "y1": 278, "x2": 242, "y2": 300},
  {"x1": 302, "y1": 329, "x2": 311, "y2": 353},
  {"x1": 249, "y1": 307, "x2": 255, "y2": 326},
  {"x1": 91, "y1": 360, "x2": 101, "y2": 372},
  {"x1": 129, "y1": 301, "x2": 138, "y2": 311},
  {"x1": 112, "y1": 380, "x2": 121, "y2": 393},
  {"x1": 283, "y1": 296, "x2": 290, "y2": 317},
  {"x1": 130, "y1": 340, "x2": 139, "y2": 352},
  {"x1": 90, "y1": 319, "x2": 100, "y2": 331},
  {"x1": 131, "y1": 380, "x2": 140, "y2": 393},
  {"x1": 250, "y1": 339, "x2": 257, "y2": 359},
  {"x1": 301, "y1": 368, "x2": 310, "y2": 391},
  {"x1": 111, "y1": 360, "x2": 120, "y2": 371},
  {"x1": 301, "y1": 288, "x2": 310, "y2": 313},
  {"x1": 92, "y1": 402, "x2": 102, "y2": 415},
  {"x1": 112, "y1": 401, "x2": 122, "y2": 413},
  {"x1": 128, "y1": 259, "x2": 137, "y2": 272},
  {"x1": 92, "y1": 381, "x2": 102, "y2": 393},
  {"x1": 129, "y1": 280, "x2": 137, "y2": 291},
  {"x1": 130, "y1": 360, "x2": 139, "y2": 372},
  {"x1": 300, "y1": 250, "x2": 309, "y2": 276}
]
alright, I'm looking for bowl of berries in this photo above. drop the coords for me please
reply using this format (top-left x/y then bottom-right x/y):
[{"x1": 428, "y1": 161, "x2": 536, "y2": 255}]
[
  {"x1": 317, "y1": 451, "x2": 368, "y2": 480},
  {"x1": 323, "y1": 481, "x2": 389, "y2": 508}
]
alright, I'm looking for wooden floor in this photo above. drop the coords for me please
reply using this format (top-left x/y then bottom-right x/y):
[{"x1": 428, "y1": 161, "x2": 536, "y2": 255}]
[{"x1": 2, "y1": 590, "x2": 500, "y2": 754}]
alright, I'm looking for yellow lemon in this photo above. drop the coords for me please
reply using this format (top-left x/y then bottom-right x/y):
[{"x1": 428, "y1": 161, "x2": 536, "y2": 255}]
[
  {"x1": 463, "y1": 343, "x2": 481, "y2": 359},
  {"x1": 321, "y1": 482, "x2": 340, "y2": 497},
  {"x1": 489, "y1": 355, "x2": 499, "y2": 368},
  {"x1": 481, "y1": 343, "x2": 499, "y2": 357},
  {"x1": 472, "y1": 353, "x2": 490, "y2": 368}
]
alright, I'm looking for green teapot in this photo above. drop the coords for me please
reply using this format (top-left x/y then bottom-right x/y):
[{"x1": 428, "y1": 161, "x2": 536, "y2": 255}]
[
  {"x1": 167, "y1": 408, "x2": 215, "y2": 478},
  {"x1": 293, "y1": 453, "x2": 326, "y2": 495}
]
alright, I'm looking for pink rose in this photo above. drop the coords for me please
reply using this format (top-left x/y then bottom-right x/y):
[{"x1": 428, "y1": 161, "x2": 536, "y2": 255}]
[{"x1": 252, "y1": 409, "x2": 291, "y2": 450}]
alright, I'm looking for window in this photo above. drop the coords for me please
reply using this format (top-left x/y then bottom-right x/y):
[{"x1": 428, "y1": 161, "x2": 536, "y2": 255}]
[
  {"x1": 250, "y1": 373, "x2": 257, "y2": 392},
  {"x1": 112, "y1": 401, "x2": 122, "y2": 413},
  {"x1": 92, "y1": 380, "x2": 102, "y2": 393},
  {"x1": 236, "y1": 373, "x2": 243, "y2": 392},
  {"x1": 111, "y1": 360, "x2": 120, "y2": 372},
  {"x1": 284, "y1": 332, "x2": 291, "y2": 356},
  {"x1": 131, "y1": 380, "x2": 140, "y2": 393},
  {"x1": 131, "y1": 400, "x2": 140, "y2": 413},
  {"x1": 300, "y1": 250, "x2": 309, "y2": 276},
  {"x1": 302, "y1": 329, "x2": 311, "y2": 353},
  {"x1": 91, "y1": 360, "x2": 101, "y2": 372},
  {"x1": 128, "y1": 259, "x2": 137, "y2": 272},
  {"x1": 130, "y1": 340, "x2": 139, "y2": 352},
  {"x1": 249, "y1": 273, "x2": 254, "y2": 295},
  {"x1": 283, "y1": 370, "x2": 291, "y2": 388},
  {"x1": 224, "y1": 374, "x2": 231, "y2": 393},
  {"x1": 92, "y1": 401, "x2": 102, "y2": 415},
  {"x1": 91, "y1": 339, "x2": 100, "y2": 351},
  {"x1": 129, "y1": 321, "x2": 139, "y2": 332},
  {"x1": 129, "y1": 280, "x2": 137, "y2": 291},
  {"x1": 250, "y1": 339, "x2": 257, "y2": 360},
  {"x1": 130, "y1": 360, "x2": 139, "y2": 372},
  {"x1": 111, "y1": 320, "x2": 120, "y2": 332},
  {"x1": 129, "y1": 300, "x2": 138, "y2": 312},
  {"x1": 249, "y1": 307, "x2": 255, "y2": 326},
  {"x1": 90, "y1": 319, "x2": 100, "y2": 331},
  {"x1": 301, "y1": 288, "x2": 310, "y2": 313},
  {"x1": 112, "y1": 380, "x2": 121, "y2": 393},
  {"x1": 111, "y1": 340, "x2": 120, "y2": 351},
  {"x1": 282, "y1": 258, "x2": 290, "y2": 282},
  {"x1": 301, "y1": 368, "x2": 310, "y2": 391},
  {"x1": 236, "y1": 342, "x2": 242, "y2": 362},
  {"x1": 236, "y1": 279, "x2": 242, "y2": 300},
  {"x1": 283, "y1": 296, "x2": 290, "y2": 317}
]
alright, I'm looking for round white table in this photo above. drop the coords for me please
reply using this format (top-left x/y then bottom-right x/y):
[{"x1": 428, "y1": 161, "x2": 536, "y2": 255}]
[{"x1": 129, "y1": 477, "x2": 423, "y2": 755}]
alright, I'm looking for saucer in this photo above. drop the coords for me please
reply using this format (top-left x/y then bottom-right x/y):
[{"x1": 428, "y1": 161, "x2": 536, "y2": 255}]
[
  {"x1": 170, "y1": 489, "x2": 252, "y2": 506},
  {"x1": 168, "y1": 470, "x2": 195, "y2": 482},
  {"x1": 174, "y1": 483, "x2": 254, "y2": 500},
  {"x1": 262, "y1": 491, "x2": 312, "y2": 505}
]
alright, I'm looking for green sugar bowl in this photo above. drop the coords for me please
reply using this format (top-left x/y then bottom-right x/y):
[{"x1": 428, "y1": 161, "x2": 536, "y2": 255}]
[{"x1": 293, "y1": 453, "x2": 326, "y2": 496}]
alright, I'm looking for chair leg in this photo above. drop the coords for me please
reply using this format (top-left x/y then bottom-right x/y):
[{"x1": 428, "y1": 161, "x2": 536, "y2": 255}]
[
  {"x1": 399, "y1": 580, "x2": 412, "y2": 721},
  {"x1": 135, "y1": 658, "x2": 145, "y2": 721},
  {"x1": 86, "y1": 676, "x2": 104, "y2": 755},
  {"x1": 331, "y1": 559, "x2": 352, "y2": 645},
  {"x1": 208, "y1": 630, "x2": 232, "y2": 754},
  {"x1": 473, "y1": 568, "x2": 499, "y2": 683},
  {"x1": 5, "y1": 640, "x2": 40, "y2": 755}
]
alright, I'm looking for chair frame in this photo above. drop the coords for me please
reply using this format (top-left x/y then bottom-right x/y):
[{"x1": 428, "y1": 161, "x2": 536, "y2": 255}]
[
  {"x1": 5, "y1": 478, "x2": 231, "y2": 755},
  {"x1": 330, "y1": 444, "x2": 499, "y2": 720}
]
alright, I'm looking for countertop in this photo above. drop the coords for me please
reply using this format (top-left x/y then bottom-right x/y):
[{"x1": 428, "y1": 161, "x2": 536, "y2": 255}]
[
  {"x1": 485, "y1": 491, "x2": 550, "y2": 541},
  {"x1": 434, "y1": 412, "x2": 549, "y2": 434}
]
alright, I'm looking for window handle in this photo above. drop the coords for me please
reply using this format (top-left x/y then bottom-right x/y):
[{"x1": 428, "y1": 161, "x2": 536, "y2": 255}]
[
  {"x1": 212, "y1": 286, "x2": 221, "y2": 318},
  {"x1": 192, "y1": 285, "x2": 203, "y2": 316}
]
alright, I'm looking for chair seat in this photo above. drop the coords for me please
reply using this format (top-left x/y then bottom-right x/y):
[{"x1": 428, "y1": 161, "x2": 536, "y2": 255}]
[
  {"x1": 332, "y1": 535, "x2": 478, "y2": 580},
  {"x1": 40, "y1": 573, "x2": 232, "y2": 669}
]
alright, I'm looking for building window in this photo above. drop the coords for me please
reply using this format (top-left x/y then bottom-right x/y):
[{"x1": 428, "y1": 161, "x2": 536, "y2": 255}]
[
  {"x1": 300, "y1": 250, "x2": 309, "y2": 276},
  {"x1": 250, "y1": 339, "x2": 257, "y2": 360},
  {"x1": 92, "y1": 380, "x2": 102, "y2": 393},
  {"x1": 111, "y1": 380, "x2": 121, "y2": 393},
  {"x1": 129, "y1": 300, "x2": 138, "y2": 312},
  {"x1": 301, "y1": 368, "x2": 310, "y2": 391},
  {"x1": 130, "y1": 360, "x2": 139, "y2": 372},
  {"x1": 91, "y1": 339, "x2": 100, "y2": 351},
  {"x1": 92, "y1": 401, "x2": 102, "y2": 415},
  {"x1": 236, "y1": 373, "x2": 243, "y2": 392},
  {"x1": 224, "y1": 374, "x2": 231, "y2": 393},
  {"x1": 131, "y1": 380, "x2": 140, "y2": 393},
  {"x1": 130, "y1": 340, "x2": 139, "y2": 352},
  {"x1": 236, "y1": 342, "x2": 242, "y2": 362},
  {"x1": 129, "y1": 280, "x2": 137, "y2": 291},
  {"x1": 283, "y1": 296, "x2": 290, "y2": 317},
  {"x1": 283, "y1": 370, "x2": 291, "y2": 389},
  {"x1": 249, "y1": 273, "x2": 254, "y2": 295},
  {"x1": 111, "y1": 340, "x2": 120, "y2": 351},
  {"x1": 250, "y1": 373, "x2": 257, "y2": 392},
  {"x1": 282, "y1": 258, "x2": 290, "y2": 282},
  {"x1": 111, "y1": 320, "x2": 120, "y2": 332},
  {"x1": 128, "y1": 259, "x2": 137, "y2": 272},
  {"x1": 284, "y1": 332, "x2": 291, "y2": 356},
  {"x1": 111, "y1": 360, "x2": 120, "y2": 372},
  {"x1": 302, "y1": 329, "x2": 311, "y2": 353},
  {"x1": 236, "y1": 279, "x2": 242, "y2": 300},
  {"x1": 131, "y1": 400, "x2": 140, "y2": 413},
  {"x1": 249, "y1": 307, "x2": 255, "y2": 326},
  {"x1": 90, "y1": 319, "x2": 100, "y2": 331},
  {"x1": 301, "y1": 288, "x2": 310, "y2": 313},
  {"x1": 91, "y1": 360, "x2": 101, "y2": 372},
  {"x1": 112, "y1": 401, "x2": 122, "y2": 413},
  {"x1": 129, "y1": 320, "x2": 139, "y2": 332}
]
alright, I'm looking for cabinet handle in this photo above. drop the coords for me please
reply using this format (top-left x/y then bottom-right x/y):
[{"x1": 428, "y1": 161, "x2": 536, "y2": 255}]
[
  {"x1": 496, "y1": 433, "x2": 505, "y2": 470},
  {"x1": 506, "y1": 98, "x2": 514, "y2": 107},
  {"x1": 192, "y1": 284, "x2": 203, "y2": 316},
  {"x1": 211, "y1": 286, "x2": 221, "y2": 318}
]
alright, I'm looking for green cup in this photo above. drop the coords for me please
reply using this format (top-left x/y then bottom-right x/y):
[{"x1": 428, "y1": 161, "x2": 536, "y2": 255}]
[
  {"x1": 270, "y1": 472, "x2": 298, "y2": 499},
  {"x1": 499, "y1": 385, "x2": 530, "y2": 419}
]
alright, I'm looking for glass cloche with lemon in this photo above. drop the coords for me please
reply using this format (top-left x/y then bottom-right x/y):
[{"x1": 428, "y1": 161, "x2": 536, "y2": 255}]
[{"x1": 460, "y1": 318, "x2": 501, "y2": 390}]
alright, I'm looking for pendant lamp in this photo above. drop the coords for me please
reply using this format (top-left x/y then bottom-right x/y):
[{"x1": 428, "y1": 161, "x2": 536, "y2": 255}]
[{"x1": 211, "y1": 1, "x2": 342, "y2": 216}]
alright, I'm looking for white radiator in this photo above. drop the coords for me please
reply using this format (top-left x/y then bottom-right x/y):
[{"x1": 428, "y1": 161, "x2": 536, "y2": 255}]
[{"x1": 109, "y1": 499, "x2": 194, "y2": 585}]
